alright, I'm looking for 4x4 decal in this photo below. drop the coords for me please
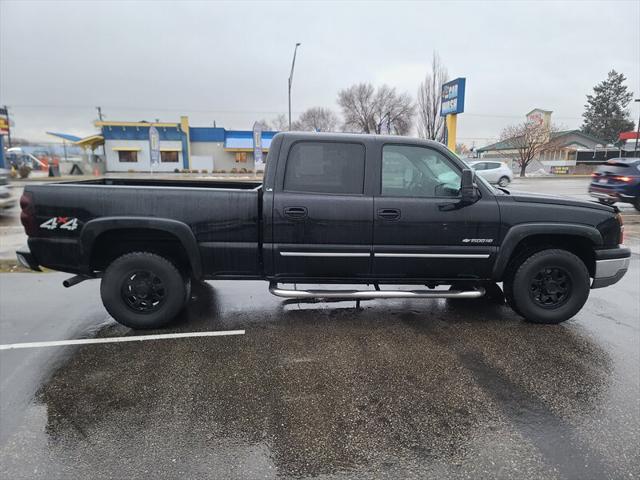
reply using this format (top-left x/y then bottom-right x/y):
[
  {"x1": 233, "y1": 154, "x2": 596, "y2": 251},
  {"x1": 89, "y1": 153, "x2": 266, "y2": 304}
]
[{"x1": 40, "y1": 217, "x2": 79, "y2": 231}]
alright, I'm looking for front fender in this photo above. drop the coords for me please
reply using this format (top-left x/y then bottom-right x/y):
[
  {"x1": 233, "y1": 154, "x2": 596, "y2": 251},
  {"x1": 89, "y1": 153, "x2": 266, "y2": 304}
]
[
  {"x1": 492, "y1": 223, "x2": 602, "y2": 280},
  {"x1": 79, "y1": 216, "x2": 203, "y2": 278}
]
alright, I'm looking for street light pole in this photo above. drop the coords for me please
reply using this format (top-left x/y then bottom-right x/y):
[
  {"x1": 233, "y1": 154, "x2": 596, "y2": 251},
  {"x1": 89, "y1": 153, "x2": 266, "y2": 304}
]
[{"x1": 288, "y1": 43, "x2": 301, "y2": 131}]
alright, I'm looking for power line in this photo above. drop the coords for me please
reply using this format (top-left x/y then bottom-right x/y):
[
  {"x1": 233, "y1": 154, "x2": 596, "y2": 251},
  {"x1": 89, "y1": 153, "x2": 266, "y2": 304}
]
[
  {"x1": 3, "y1": 103, "x2": 630, "y2": 122},
  {"x1": 4, "y1": 104, "x2": 297, "y2": 115}
]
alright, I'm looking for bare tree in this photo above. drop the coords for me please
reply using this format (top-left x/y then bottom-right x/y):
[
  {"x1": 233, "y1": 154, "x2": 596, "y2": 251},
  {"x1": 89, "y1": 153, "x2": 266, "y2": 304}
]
[
  {"x1": 255, "y1": 119, "x2": 273, "y2": 130},
  {"x1": 270, "y1": 113, "x2": 289, "y2": 131},
  {"x1": 337, "y1": 83, "x2": 414, "y2": 135},
  {"x1": 499, "y1": 120, "x2": 559, "y2": 177},
  {"x1": 292, "y1": 107, "x2": 339, "y2": 132},
  {"x1": 417, "y1": 52, "x2": 448, "y2": 142}
]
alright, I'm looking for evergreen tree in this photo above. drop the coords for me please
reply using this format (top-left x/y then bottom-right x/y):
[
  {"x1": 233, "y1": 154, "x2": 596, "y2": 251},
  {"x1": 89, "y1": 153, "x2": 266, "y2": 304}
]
[{"x1": 581, "y1": 70, "x2": 635, "y2": 144}]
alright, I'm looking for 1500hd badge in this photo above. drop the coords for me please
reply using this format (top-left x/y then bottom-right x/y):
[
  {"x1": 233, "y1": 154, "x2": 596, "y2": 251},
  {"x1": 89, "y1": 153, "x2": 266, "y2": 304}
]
[
  {"x1": 40, "y1": 217, "x2": 80, "y2": 231},
  {"x1": 462, "y1": 238, "x2": 494, "y2": 243}
]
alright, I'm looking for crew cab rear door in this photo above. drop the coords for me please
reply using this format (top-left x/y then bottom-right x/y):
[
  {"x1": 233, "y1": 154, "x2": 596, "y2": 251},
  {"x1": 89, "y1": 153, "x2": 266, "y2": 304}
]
[
  {"x1": 372, "y1": 141, "x2": 500, "y2": 280},
  {"x1": 271, "y1": 137, "x2": 374, "y2": 281}
]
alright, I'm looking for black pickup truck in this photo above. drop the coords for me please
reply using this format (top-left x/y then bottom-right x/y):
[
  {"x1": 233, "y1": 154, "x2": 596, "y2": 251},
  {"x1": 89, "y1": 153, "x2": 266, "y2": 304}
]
[{"x1": 17, "y1": 132, "x2": 630, "y2": 328}]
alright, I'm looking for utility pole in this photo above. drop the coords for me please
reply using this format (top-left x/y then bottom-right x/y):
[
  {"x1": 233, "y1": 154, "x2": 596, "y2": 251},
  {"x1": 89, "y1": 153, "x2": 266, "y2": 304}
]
[
  {"x1": 96, "y1": 106, "x2": 105, "y2": 165},
  {"x1": 634, "y1": 99, "x2": 640, "y2": 155},
  {"x1": 4, "y1": 105, "x2": 12, "y2": 148},
  {"x1": 288, "y1": 43, "x2": 301, "y2": 131}
]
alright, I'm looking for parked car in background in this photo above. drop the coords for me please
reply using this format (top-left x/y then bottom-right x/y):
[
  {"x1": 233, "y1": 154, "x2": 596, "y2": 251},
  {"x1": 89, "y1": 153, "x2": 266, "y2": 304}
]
[
  {"x1": 469, "y1": 161, "x2": 513, "y2": 187},
  {"x1": 589, "y1": 157, "x2": 640, "y2": 211},
  {"x1": 0, "y1": 168, "x2": 17, "y2": 211}
]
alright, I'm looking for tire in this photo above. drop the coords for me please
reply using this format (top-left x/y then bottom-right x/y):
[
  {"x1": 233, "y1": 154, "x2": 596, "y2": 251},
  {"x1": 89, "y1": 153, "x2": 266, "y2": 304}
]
[
  {"x1": 100, "y1": 252, "x2": 187, "y2": 329},
  {"x1": 508, "y1": 249, "x2": 590, "y2": 324},
  {"x1": 498, "y1": 176, "x2": 510, "y2": 187},
  {"x1": 634, "y1": 197, "x2": 640, "y2": 212}
]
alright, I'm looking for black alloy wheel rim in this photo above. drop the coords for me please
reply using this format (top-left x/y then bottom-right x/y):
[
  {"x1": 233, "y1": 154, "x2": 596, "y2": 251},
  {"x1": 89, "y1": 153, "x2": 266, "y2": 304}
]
[
  {"x1": 121, "y1": 271, "x2": 166, "y2": 313},
  {"x1": 529, "y1": 267, "x2": 572, "y2": 309}
]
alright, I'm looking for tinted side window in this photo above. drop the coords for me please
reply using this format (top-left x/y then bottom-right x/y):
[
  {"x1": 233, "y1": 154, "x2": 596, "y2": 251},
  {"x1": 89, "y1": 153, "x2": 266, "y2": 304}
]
[
  {"x1": 381, "y1": 145, "x2": 461, "y2": 197},
  {"x1": 284, "y1": 141, "x2": 365, "y2": 194},
  {"x1": 487, "y1": 162, "x2": 501, "y2": 169}
]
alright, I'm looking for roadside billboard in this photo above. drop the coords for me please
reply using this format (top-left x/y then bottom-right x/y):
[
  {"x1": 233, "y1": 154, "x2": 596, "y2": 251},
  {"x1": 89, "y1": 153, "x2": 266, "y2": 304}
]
[
  {"x1": 0, "y1": 107, "x2": 9, "y2": 135},
  {"x1": 440, "y1": 78, "x2": 466, "y2": 116}
]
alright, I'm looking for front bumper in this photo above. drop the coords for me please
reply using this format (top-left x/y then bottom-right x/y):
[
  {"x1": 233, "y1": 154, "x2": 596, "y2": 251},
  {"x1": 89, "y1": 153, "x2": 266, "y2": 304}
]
[
  {"x1": 16, "y1": 245, "x2": 41, "y2": 272},
  {"x1": 591, "y1": 246, "x2": 631, "y2": 289}
]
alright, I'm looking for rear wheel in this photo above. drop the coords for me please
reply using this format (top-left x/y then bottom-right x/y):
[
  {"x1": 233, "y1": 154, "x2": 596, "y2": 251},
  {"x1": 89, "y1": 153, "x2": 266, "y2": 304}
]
[
  {"x1": 505, "y1": 249, "x2": 590, "y2": 324},
  {"x1": 498, "y1": 176, "x2": 510, "y2": 187},
  {"x1": 100, "y1": 252, "x2": 187, "y2": 329}
]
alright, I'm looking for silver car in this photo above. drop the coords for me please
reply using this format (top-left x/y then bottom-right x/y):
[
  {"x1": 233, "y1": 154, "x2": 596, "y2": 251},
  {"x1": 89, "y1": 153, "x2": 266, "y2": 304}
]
[
  {"x1": 470, "y1": 161, "x2": 513, "y2": 187},
  {"x1": 0, "y1": 168, "x2": 16, "y2": 211}
]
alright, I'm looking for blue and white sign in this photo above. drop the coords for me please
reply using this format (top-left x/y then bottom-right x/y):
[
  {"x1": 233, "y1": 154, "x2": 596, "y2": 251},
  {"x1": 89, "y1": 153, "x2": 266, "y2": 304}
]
[
  {"x1": 253, "y1": 122, "x2": 264, "y2": 172},
  {"x1": 440, "y1": 78, "x2": 466, "y2": 116},
  {"x1": 149, "y1": 125, "x2": 160, "y2": 167}
]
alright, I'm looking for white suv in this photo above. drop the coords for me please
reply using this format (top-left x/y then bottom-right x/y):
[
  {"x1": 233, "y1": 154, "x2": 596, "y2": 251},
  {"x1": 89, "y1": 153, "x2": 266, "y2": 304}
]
[{"x1": 470, "y1": 161, "x2": 513, "y2": 187}]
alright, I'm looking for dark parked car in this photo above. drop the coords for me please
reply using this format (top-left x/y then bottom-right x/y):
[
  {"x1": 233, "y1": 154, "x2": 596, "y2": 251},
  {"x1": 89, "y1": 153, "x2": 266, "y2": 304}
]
[
  {"x1": 589, "y1": 157, "x2": 640, "y2": 211},
  {"x1": 17, "y1": 132, "x2": 630, "y2": 329}
]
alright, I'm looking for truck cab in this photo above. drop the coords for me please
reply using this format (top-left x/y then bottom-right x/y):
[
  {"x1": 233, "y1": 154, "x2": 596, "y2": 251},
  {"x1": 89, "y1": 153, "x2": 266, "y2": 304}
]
[{"x1": 263, "y1": 133, "x2": 499, "y2": 283}]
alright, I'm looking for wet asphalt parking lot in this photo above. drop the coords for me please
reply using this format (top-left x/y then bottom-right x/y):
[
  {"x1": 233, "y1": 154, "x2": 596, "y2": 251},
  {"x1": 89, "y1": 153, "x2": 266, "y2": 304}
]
[{"x1": 0, "y1": 256, "x2": 638, "y2": 479}]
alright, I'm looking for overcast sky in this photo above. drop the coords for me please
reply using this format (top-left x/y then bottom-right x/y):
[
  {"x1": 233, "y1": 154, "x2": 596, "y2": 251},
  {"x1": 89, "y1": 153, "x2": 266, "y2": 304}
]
[{"x1": 1, "y1": 0, "x2": 639, "y2": 146}]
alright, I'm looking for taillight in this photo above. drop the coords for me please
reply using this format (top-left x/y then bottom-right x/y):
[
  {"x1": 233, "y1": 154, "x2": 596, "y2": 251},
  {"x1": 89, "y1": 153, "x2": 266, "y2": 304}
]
[
  {"x1": 19, "y1": 191, "x2": 32, "y2": 210},
  {"x1": 591, "y1": 172, "x2": 599, "y2": 177},
  {"x1": 614, "y1": 176, "x2": 632, "y2": 182},
  {"x1": 19, "y1": 192, "x2": 37, "y2": 236},
  {"x1": 616, "y1": 213, "x2": 624, "y2": 244}
]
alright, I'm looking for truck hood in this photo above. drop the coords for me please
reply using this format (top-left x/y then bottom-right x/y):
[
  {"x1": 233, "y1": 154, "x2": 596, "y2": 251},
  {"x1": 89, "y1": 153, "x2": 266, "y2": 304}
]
[{"x1": 506, "y1": 190, "x2": 614, "y2": 212}]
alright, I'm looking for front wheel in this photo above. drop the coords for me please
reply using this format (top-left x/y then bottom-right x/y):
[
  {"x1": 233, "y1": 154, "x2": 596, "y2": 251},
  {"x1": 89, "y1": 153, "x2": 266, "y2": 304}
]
[
  {"x1": 504, "y1": 249, "x2": 590, "y2": 324},
  {"x1": 498, "y1": 176, "x2": 510, "y2": 187},
  {"x1": 100, "y1": 252, "x2": 188, "y2": 329}
]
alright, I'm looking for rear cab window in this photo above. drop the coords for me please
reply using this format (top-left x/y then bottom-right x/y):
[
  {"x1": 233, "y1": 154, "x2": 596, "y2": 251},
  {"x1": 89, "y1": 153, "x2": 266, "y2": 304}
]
[{"x1": 284, "y1": 141, "x2": 365, "y2": 194}]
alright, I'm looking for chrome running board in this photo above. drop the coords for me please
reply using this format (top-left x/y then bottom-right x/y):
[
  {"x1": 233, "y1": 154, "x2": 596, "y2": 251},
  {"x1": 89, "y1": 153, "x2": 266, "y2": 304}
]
[{"x1": 269, "y1": 282, "x2": 485, "y2": 300}]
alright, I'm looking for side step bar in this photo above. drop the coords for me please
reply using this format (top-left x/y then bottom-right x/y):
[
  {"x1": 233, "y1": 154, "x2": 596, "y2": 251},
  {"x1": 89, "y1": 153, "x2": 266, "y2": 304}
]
[{"x1": 269, "y1": 282, "x2": 485, "y2": 300}]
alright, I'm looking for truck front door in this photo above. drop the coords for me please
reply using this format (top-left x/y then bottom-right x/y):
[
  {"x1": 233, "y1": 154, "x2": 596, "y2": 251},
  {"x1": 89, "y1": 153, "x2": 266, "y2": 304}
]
[
  {"x1": 271, "y1": 139, "x2": 373, "y2": 281},
  {"x1": 372, "y1": 143, "x2": 500, "y2": 280}
]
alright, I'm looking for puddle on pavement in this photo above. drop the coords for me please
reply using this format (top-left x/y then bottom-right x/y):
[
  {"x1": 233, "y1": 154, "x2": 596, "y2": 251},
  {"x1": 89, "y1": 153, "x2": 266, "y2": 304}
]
[{"x1": 0, "y1": 281, "x2": 623, "y2": 478}]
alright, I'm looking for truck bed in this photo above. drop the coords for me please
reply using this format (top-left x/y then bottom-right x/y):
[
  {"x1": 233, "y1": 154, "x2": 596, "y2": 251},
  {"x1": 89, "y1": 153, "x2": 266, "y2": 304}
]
[{"x1": 24, "y1": 179, "x2": 263, "y2": 277}]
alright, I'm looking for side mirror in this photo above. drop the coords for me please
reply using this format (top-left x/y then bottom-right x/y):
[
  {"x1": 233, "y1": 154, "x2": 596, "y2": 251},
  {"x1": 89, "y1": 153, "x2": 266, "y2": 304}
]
[{"x1": 460, "y1": 168, "x2": 478, "y2": 205}]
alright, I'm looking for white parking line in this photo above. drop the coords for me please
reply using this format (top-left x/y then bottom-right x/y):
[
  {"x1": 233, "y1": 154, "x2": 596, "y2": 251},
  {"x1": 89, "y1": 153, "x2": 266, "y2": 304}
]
[{"x1": 0, "y1": 330, "x2": 246, "y2": 351}]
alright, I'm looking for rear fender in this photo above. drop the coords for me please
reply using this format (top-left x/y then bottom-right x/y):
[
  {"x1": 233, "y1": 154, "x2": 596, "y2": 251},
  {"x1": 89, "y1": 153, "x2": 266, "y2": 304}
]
[{"x1": 79, "y1": 216, "x2": 203, "y2": 278}]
